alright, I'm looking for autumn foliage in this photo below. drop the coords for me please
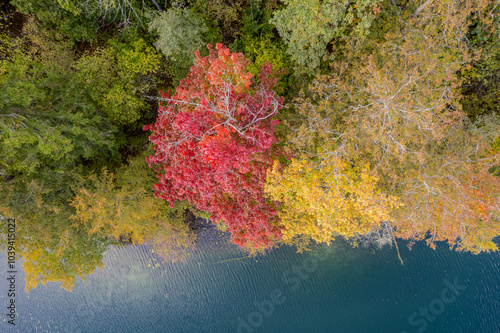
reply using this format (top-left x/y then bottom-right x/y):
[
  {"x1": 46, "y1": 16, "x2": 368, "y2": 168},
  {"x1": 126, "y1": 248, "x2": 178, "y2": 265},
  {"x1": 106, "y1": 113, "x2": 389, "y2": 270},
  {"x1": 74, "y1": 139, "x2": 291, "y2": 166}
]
[
  {"x1": 265, "y1": 1, "x2": 500, "y2": 253},
  {"x1": 145, "y1": 43, "x2": 284, "y2": 250},
  {"x1": 266, "y1": 158, "x2": 400, "y2": 250}
]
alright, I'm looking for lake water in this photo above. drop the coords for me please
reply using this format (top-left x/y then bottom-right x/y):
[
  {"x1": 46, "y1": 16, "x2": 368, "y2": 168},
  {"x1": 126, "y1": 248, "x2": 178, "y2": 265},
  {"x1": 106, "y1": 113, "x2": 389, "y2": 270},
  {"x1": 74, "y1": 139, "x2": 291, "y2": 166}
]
[{"x1": 1, "y1": 221, "x2": 500, "y2": 333}]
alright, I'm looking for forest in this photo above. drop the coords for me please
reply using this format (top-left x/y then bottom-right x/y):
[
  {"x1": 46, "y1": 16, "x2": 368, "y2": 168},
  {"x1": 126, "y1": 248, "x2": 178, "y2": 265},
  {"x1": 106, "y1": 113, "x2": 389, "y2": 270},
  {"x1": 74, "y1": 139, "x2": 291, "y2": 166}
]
[{"x1": 1, "y1": 0, "x2": 500, "y2": 292}]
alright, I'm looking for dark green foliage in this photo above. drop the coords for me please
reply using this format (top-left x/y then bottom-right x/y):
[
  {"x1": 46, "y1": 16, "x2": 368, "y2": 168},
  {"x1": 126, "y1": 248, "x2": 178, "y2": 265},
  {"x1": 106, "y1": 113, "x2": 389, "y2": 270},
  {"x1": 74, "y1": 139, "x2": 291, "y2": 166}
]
[
  {"x1": 10, "y1": 0, "x2": 159, "y2": 42},
  {"x1": 231, "y1": 2, "x2": 298, "y2": 98},
  {"x1": 460, "y1": 16, "x2": 500, "y2": 121},
  {"x1": 11, "y1": 0, "x2": 99, "y2": 41},
  {"x1": 192, "y1": 0, "x2": 248, "y2": 44},
  {"x1": 0, "y1": 42, "x2": 120, "y2": 176},
  {"x1": 0, "y1": 21, "x2": 122, "y2": 259},
  {"x1": 461, "y1": 60, "x2": 500, "y2": 121}
]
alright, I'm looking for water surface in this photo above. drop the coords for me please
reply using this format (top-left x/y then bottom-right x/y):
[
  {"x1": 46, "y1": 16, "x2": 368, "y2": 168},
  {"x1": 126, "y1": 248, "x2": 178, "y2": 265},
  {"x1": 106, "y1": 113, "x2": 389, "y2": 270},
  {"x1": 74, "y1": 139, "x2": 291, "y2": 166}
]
[{"x1": 1, "y1": 222, "x2": 500, "y2": 333}]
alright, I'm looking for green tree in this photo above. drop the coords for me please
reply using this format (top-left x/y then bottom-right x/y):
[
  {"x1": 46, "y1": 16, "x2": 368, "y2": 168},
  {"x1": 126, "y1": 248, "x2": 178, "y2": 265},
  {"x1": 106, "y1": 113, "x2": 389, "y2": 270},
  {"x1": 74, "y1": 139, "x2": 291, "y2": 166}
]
[
  {"x1": 75, "y1": 38, "x2": 161, "y2": 126},
  {"x1": 192, "y1": 0, "x2": 247, "y2": 44},
  {"x1": 148, "y1": 7, "x2": 208, "y2": 65},
  {"x1": 0, "y1": 18, "x2": 122, "y2": 292},
  {"x1": 0, "y1": 23, "x2": 119, "y2": 176},
  {"x1": 270, "y1": 0, "x2": 382, "y2": 73},
  {"x1": 11, "y1": 0, "x2": 99, "y2": 41}
]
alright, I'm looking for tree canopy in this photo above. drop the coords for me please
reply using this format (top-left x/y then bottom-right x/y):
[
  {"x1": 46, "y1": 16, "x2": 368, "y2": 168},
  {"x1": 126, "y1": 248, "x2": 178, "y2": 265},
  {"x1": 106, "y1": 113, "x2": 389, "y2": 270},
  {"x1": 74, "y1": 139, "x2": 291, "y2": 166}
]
[
  {"x1": 145, "y1": 43, "x2": 284, "y2": 251},
  {"x1": 2, "y1": 0, "x2": 500, "y2": 294}
]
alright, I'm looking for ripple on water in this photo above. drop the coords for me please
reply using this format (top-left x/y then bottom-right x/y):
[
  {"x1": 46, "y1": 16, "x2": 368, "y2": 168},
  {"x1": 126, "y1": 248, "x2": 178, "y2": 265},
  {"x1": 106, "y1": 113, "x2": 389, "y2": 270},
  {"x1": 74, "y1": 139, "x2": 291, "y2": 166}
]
[{"x1": 1, "y1": 228, "x2": 500, "y2": 333}]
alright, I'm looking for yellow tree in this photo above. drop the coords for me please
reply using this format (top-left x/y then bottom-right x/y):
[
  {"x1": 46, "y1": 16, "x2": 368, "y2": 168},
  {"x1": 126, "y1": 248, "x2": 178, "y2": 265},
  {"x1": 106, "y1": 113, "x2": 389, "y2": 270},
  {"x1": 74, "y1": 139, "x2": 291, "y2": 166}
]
[
  {"x1": 0, "y1": 178, "x2": 107, "y2": 292},
  {"x1": 70, "y1": 151, "x2": 197, "y2": 262},
  {"x1": 22, "y1": 227, "x2": 107, "y2": 292},
  {"x1": 267, "y1": 0, "x2": 500, "y2": 252},
  {"x1": 266, "y1": 157, "x2": 400, "y2": 250}
]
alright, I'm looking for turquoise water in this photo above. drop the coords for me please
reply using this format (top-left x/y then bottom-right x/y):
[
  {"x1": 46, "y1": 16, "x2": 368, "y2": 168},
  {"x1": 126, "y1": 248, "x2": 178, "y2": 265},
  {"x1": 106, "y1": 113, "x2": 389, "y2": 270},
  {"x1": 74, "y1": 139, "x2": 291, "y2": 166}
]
[{"x1": 1, "y1": 222, "x2": 500, "y2": 333}]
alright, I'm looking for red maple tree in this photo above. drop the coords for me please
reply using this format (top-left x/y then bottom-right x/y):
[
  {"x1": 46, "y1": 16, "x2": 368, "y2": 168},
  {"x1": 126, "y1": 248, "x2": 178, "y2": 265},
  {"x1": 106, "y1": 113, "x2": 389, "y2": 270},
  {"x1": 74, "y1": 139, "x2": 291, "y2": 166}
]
[{"x1": 144, "y1": 43, "x2": 284, "y2": 250}]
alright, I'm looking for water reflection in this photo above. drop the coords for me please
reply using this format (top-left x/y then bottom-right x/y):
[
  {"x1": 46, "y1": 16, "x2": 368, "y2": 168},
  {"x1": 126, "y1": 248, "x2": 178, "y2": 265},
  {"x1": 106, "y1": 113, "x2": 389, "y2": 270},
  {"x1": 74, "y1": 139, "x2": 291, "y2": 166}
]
[{"x1": 1, "y1": 214, "x2": 108, "y2": 292}]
